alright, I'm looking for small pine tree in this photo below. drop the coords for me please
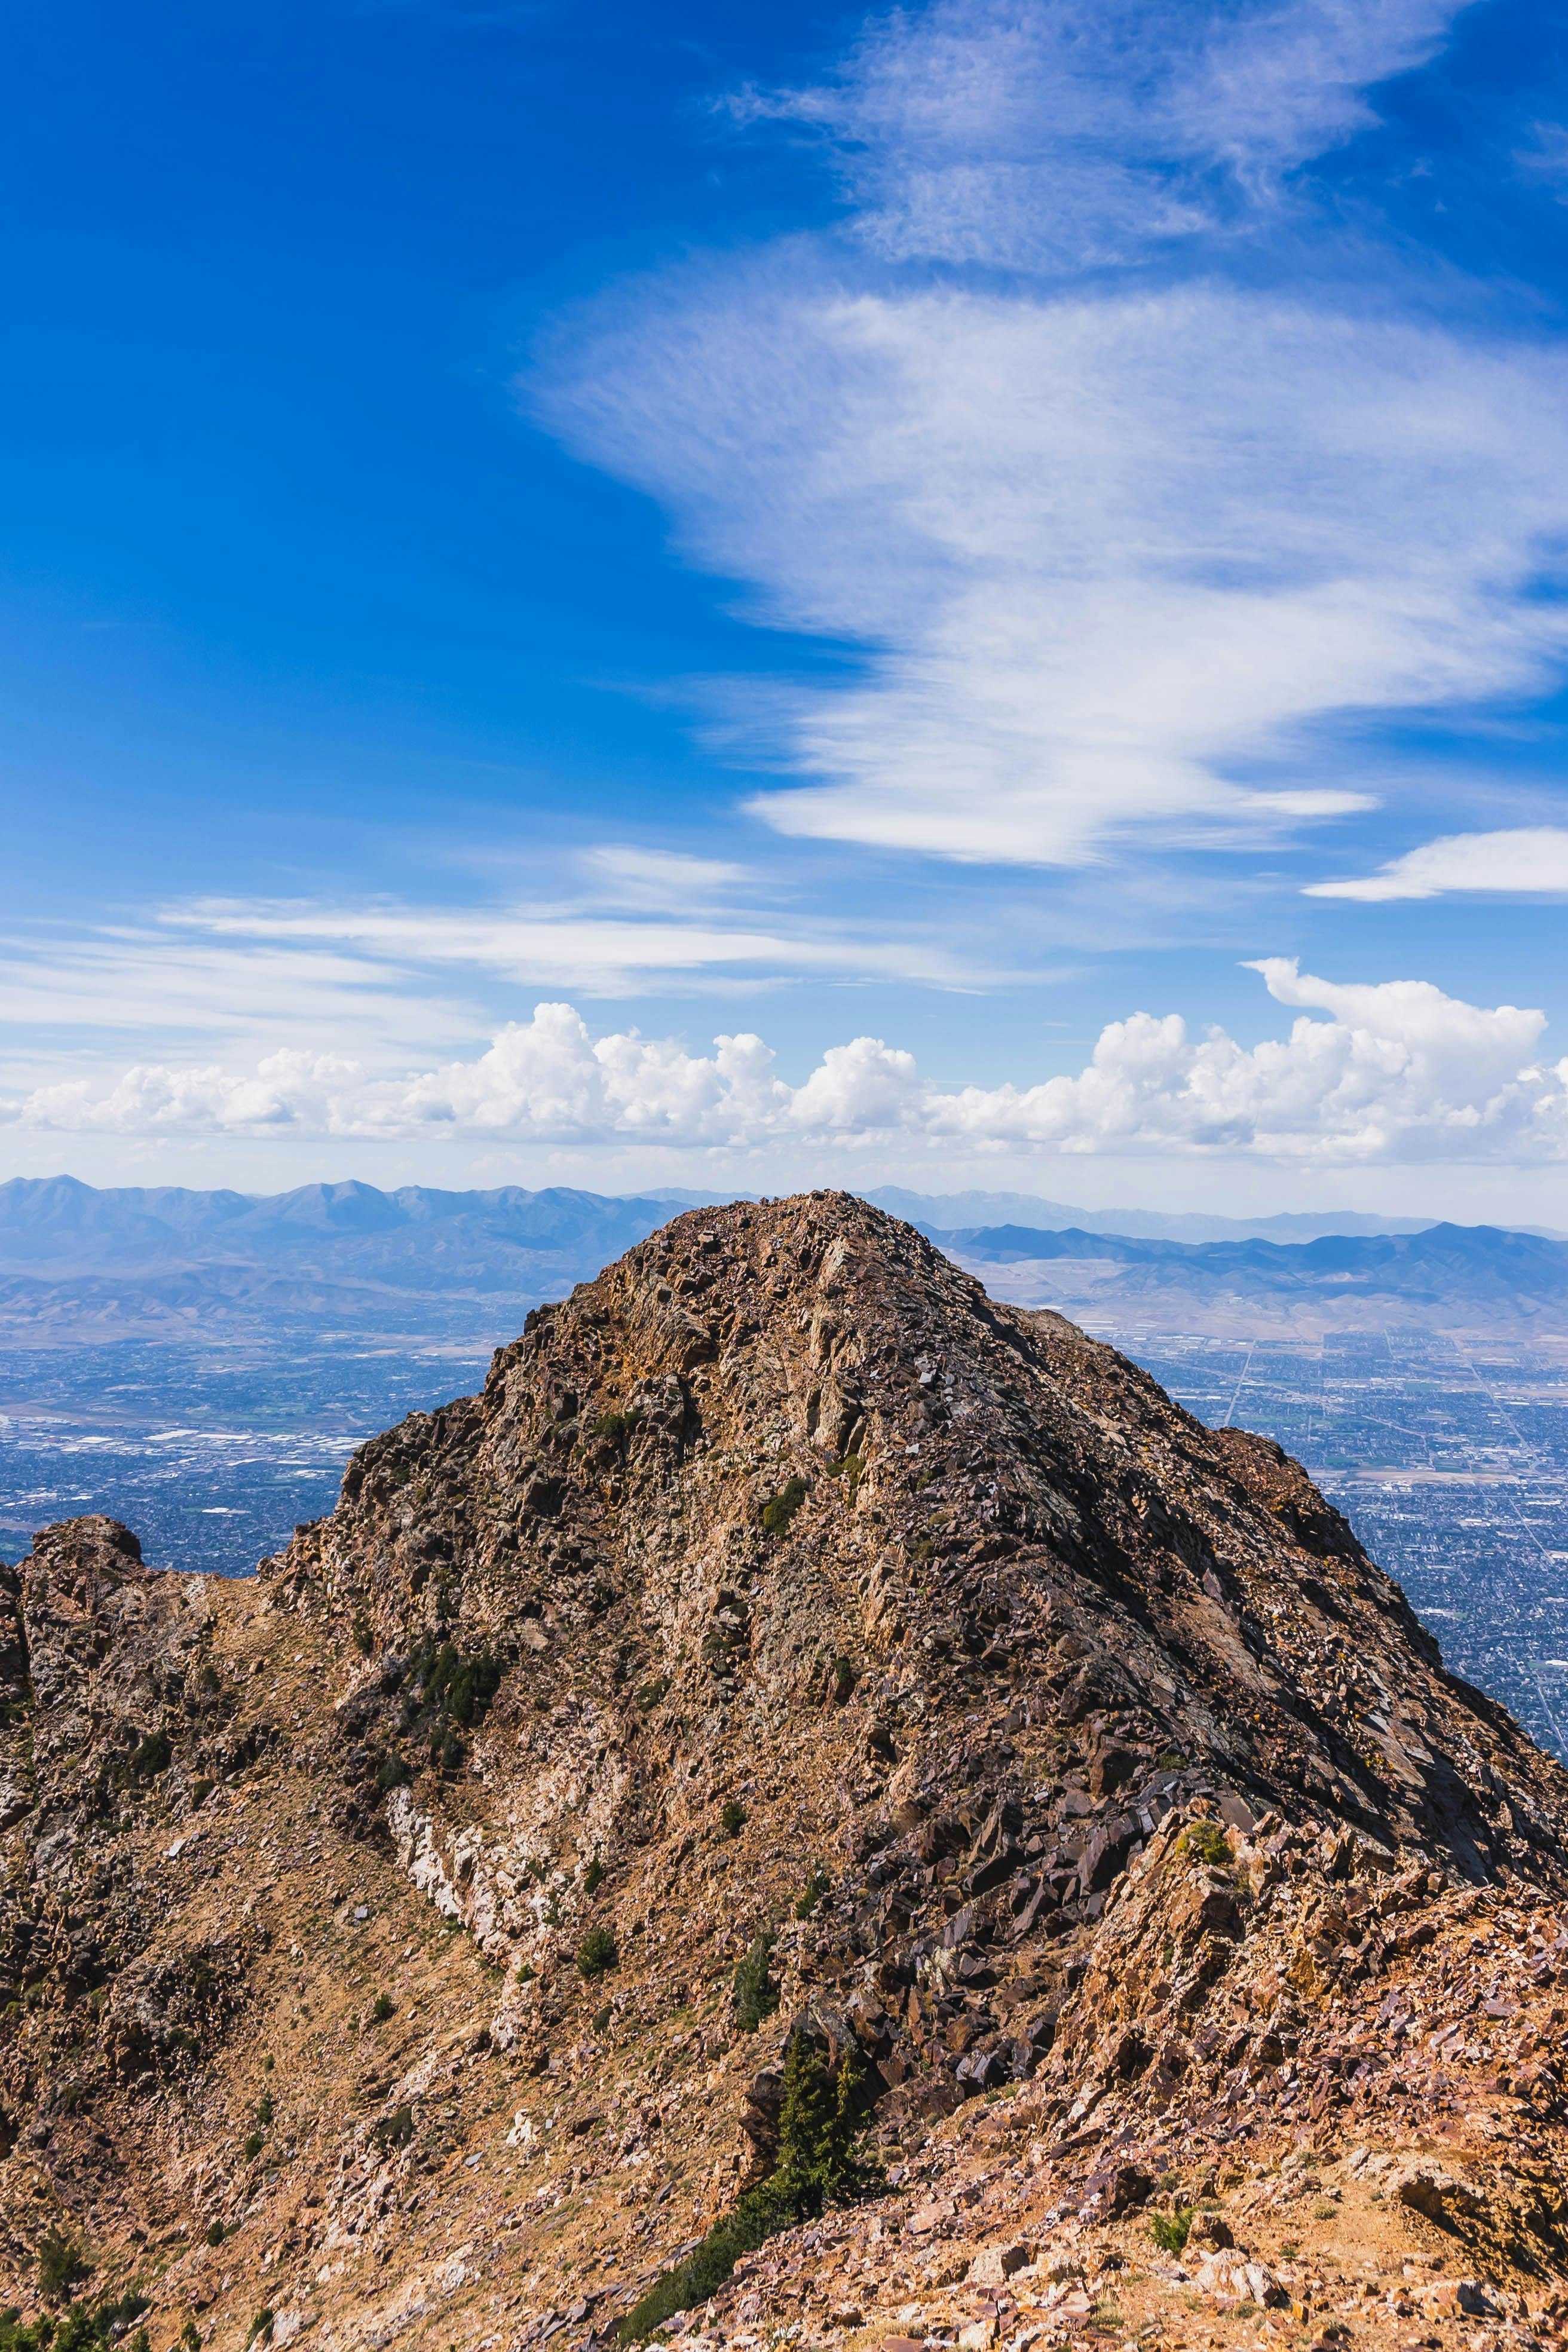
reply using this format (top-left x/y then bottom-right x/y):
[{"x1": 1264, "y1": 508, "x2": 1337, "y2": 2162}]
[
  {"x1": 770, "y1": 2032, "x2": 872, "y2": 2214},
  {"x1": 616, "y1": 2028, "x2": 874, "y2": 2341},
  {"x1": 575, "y1": 1927, "x2": 616, "y2": 1977},
  {"x1": 794, "y1": 1866, "x2": 831, "y2": 1918},
  {"x1": 36, "y1": 2227, "x2": 90, "y2": 2302},
  {"x1": 731, "y1": 1932, "x2": 778, "y2": 2032},
  {"x1": 1150, "y1": 2207, "x2": 1193, "y2": 2253}
]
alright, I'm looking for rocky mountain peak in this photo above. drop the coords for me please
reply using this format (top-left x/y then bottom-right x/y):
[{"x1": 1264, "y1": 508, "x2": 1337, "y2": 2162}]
[
  {"x1": 273, "y1": 1189, "x2": 1567, "y2": 1897},
  {"x1": 2, "y1": 1194, "x2": 1567, "y2": 2352}
]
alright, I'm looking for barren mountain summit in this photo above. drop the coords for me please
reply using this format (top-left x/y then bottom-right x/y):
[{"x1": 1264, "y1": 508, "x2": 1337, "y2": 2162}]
[{"x1": 4, "y1": 1194, "x2": 1568, "y2": 2352}]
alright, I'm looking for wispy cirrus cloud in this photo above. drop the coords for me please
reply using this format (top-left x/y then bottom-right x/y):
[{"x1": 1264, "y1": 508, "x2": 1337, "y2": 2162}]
[
  {"x1": 5, "y1": 961, "x2": 1564, "y2": 1165},
  {"x1": 740, "y1": 0, "x2": 1474, "y2": 271},
  {"x1": 526, "y1": 0, "x2": 1568, "y2": 884},
  {"x1": 158, "y1": 891, "x2": 987, "y2": 994},
  {"x1": 1306, "y1": 825, "x2": 1568, "y2": 901},
  {"x1": 544, "y1": 274, "x2": 1568, "y2": 866},
  {"x1": 0, "y1": 866, "x2": 997, "y2": 1073},
  {"x1": 1515, "y1": 120, "x2": 1568, "y2": 195},
  {"x1": 534, "y1": 0, "x2": 1568, "y2": 878},
  {"x1": 579, "y1": 845, "x2": 753, "y2": 908}
]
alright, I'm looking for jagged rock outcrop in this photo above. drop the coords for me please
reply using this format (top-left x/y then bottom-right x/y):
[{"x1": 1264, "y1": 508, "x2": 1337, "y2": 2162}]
[{"x1": 1, "y1": 1193, "x2": 1567, "y2": 2352}]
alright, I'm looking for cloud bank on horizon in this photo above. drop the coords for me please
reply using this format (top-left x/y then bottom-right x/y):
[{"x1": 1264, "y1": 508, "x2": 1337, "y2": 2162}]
[{"x1": 8, "y1": 961, "x2": 1564, "y2": 1166}]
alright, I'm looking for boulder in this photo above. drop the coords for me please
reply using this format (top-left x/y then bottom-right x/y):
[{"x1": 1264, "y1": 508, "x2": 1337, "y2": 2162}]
[{"x1": 967, "y1": 2242, "x2": 1032, "y2": 2287}]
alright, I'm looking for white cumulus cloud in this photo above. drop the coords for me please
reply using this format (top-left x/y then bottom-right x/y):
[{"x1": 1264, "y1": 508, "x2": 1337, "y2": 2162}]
[{"x1": 5, "y1": 964, "x2": 1563, "y2": 1165}]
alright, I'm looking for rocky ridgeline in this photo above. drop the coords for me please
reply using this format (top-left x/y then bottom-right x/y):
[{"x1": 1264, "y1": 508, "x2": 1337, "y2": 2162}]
[{"x1": 0, "y1": 1194, "x2": 1566, "y2": 2352}]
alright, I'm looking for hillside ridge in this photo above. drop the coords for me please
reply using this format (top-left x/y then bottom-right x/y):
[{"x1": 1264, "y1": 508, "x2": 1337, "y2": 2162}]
[{"x1": 2, "y1": 1193, "x2": 1567, "y2": 2352}]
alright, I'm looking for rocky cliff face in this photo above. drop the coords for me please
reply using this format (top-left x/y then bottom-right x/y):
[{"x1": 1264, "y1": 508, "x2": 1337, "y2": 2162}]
[{"x1": 2, "y1": 1196, "x2": 1568, "y2": 2352}]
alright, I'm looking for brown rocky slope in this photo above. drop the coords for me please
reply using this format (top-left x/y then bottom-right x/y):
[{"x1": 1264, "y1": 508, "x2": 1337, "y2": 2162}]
[{"x1": 3, "y1": 1193, "x2": 1568, "y2": 2352}]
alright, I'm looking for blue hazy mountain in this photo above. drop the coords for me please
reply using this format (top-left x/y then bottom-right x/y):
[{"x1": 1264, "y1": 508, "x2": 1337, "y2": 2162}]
[
  {"x1": 0, "y1": 1177, "x2": 678, "y2": 1339},
  {"x1": 929, "y1": 1218, "x2": 1568, "y2": 1314},
  {"x1": 881, "y1": 1198, "x2": 1568, "y2": 1331},
  {"x1": 0, "y1": 1175, "x2": 672, "y2": 1257},
  {"x1": 866, "y1": 1186, "x2": 1561, "y2": 1245},
  {"x1": 0, "y1": 1174, "x2": 1561, "y2": 1338}
]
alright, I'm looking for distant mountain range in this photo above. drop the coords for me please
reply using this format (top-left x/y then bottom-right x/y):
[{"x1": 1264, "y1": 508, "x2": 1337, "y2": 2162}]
[
  {"x1": 924, "y1": 1218, "x2": 1568, "y2": 1334},
  {"x1": 0, "y1": 1176, "x2": 676, "y2": 1342},
  {"x1": 0, "y1": 1174, "x2": 1561, "y2": 1341},
  {"x1": 0, "y1": 1174, "x2": 670, "y2": 1260},
  {"x1": 864, "y1": 1186, "x2": 1519, "y2": 1244}
]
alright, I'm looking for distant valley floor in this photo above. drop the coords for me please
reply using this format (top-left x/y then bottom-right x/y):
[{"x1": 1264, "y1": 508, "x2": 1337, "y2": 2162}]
[{"x1": 0, "y1": 1333, "x2": 499, "y2": 1578}]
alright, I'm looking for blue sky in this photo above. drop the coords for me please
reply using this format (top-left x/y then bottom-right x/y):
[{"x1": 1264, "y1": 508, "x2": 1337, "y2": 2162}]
[{"x1": 4, "y1": 0, "x2": 1568, "y2": 1215}]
